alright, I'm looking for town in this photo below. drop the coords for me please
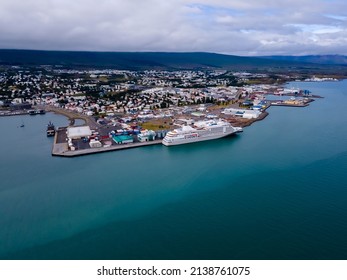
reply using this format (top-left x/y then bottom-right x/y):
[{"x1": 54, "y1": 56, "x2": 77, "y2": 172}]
[{"x1": 0, "y1": 65, "x2": 325, "y2": 156}]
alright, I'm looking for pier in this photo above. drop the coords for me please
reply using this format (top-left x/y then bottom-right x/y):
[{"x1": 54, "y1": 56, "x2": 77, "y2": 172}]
[
  {"x1": 52, "y1": 127, "x2": 162, "y2": 157},
  {"x1": 43, "y1": 106, "x2": 100, "y2": 130},
  {"x1": 268, "y1": 98, "x2": 314, "y2": 107},
  {"x1": 52, "y1": 140, "x2": 162, "y2": 157}
]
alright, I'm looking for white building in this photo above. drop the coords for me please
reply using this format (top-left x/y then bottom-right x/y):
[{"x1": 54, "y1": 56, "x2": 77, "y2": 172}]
[
  {"x1": 67, "y1": 126, "x2": 92, "y2": 139},
  {"x1": 222, "y1": 108, "x2": 261, "y2": 119}
]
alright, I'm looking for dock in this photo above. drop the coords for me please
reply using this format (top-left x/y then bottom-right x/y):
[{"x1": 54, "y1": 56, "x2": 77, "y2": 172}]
[
  {"x1": 52, "y1": 128, "x2": 162, "y2": 157},
  {"x1": 44, "y1": 106, "x2": 100, "y2": 130},
  {"x1": 53, "y1": 140, "x2": 162, "y2": 157},
  {"x1": 49, "y1": 94, "x2": 317, "y2": 158},
  {"x1": 268, "y1": 98, "x2": 314, "y2": 107},
  {"x1": 269, "y1": 102, "x2": 310, "y2": 107}
]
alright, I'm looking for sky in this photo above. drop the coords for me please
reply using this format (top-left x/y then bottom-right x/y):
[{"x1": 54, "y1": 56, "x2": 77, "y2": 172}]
[{"x1": 1, "y1": 0, "x2": 347, "y2": 56}]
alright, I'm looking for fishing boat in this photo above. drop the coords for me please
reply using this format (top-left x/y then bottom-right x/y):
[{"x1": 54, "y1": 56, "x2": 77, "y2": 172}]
[{"x1": 47, "y1": 121, "x2": 55, "y2": 137}]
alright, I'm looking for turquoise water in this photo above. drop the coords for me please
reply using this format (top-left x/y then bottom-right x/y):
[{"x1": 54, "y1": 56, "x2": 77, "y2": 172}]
[{"x1": 0, "y1": 80, "x2": 347, "y2": 259}]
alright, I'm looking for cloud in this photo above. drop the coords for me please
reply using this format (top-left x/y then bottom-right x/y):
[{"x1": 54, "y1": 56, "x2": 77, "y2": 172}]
[{"x1": 0, "y1": 0, "x2": 346, "y2": 55}]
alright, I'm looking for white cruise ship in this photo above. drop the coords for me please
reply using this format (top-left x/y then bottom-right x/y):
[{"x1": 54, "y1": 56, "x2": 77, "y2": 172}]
[{"x1": 162, "y1": 119, "x2": 242, "y2": 146}]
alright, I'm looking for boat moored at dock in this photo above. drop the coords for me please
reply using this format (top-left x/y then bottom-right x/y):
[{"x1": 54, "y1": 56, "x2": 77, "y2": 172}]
[
  {"x1": 28, "y1": 109, "x2": 46, "y2": 115},
  {"x1": 46, "y1": 121, "x2": 55, "y2": 137},
  {"x1": 162, "y1": 119, "x2": 242, "y2": 146}
]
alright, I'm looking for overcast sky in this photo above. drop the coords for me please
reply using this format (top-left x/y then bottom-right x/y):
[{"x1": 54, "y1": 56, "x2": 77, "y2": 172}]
[{"x1": 1, "y1": 0, "x2": 347, "y2": 55}]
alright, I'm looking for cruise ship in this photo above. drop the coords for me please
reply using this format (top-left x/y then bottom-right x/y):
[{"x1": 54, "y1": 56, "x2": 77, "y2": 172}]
[{"x1": 162, "y1": 119, "x2": 242, "y2": 146}]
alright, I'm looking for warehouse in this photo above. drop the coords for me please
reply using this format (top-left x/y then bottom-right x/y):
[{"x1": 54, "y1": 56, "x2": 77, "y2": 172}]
[{"x1": 66, "y1": 126, "x2": 92, "y2": 139}]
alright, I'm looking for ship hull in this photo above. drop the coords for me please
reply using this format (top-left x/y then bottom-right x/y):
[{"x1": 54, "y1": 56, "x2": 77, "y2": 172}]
[{"x1": 47, "y1": 130, "x2": 55, "y2": 137}]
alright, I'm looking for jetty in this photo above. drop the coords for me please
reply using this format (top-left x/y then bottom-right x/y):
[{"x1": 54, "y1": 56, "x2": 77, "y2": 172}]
[
  {"x1": 269, "y1": 98, "x2": 314, "y2": 107},
  {"x1": 52, "y1": 139, "x2": 162, "y2": 157},
  {"x1": 52, "y1": 127, "x2": 162, "y2": 157},
  {"x1": 42, "y1": 105, "x2": 100, "y2": 130}
]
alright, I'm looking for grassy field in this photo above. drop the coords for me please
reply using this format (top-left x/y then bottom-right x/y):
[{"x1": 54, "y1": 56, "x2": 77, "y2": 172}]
[{"x1": 140, "y1": 119, "x2": 172, "y2": 131}]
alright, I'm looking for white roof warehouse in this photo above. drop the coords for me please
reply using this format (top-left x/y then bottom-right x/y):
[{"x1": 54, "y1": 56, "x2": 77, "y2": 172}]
[{"x1": 66, "y1": 126, "x2": 92, "y2": 139}]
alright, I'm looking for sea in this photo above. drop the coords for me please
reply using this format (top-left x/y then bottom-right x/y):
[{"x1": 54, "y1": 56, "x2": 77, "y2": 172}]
[{"x1": 0, "y1": 80, "x2": 346, "y2": 260}]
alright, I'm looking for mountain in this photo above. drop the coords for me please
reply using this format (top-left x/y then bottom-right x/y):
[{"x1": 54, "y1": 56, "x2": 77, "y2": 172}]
[
  {"x1": 261, "y1": 55, "x2": 347, "y2": 65},
  {"x1": 1, "y1": 49, "x2": 347, "y2": 73},
  {"x1": 0, "y1": 49, "x2": 310, "y2": 71}
]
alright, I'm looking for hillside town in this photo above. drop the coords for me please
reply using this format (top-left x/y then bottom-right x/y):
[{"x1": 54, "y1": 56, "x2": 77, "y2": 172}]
[
  {"x1": 0, "y1": 66, "x2": 318, "y2": 119},
  {"x1": 0, "y1": 64, "x2": 327, "y2": 157}
]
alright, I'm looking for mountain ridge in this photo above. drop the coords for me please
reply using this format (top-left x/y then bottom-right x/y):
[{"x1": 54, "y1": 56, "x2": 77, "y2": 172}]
[
  {"x1": 1, "y1": 49, "x2": 347, "y2": 72},
  {"x1": 260, "y1": 55, "x2": 347, "y2": 65}
]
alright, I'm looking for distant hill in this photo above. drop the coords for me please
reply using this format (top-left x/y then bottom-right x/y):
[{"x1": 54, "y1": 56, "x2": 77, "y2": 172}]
[
  {"x1": 0, "y1": 49, "x2": 313, "y2": 71},
  {"x1": 1, "y1": 49, "x2": 347, "y2": 73},
  {"x1": 261, "y1": 55, "x2": 347, "y2": 65}
]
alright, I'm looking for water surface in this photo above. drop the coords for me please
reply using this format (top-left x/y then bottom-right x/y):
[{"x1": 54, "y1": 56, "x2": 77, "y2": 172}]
[{"x1": 0, "y1": 81, "x2": 346, "y2": 259}]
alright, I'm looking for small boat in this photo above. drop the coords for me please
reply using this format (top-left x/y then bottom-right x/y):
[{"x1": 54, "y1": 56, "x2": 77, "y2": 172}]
[
  {"x1": 47, "y1": 121, "x2": 55, "y2": 137},
  {"x1": 20, "y1": 124, "x2": 25, "y2": 128}
]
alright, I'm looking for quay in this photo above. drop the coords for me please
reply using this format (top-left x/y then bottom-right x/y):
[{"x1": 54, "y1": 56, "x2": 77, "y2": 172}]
[
  {"x1": 50, "y1": 98, "x2": 313, "y2": 158},
  {"x1": 269, "y1": 98, "x2": 314, "y2": 107},
  {"x1": 48, "y1": 93, "x2": 319, "y2": 158},
  {"x1": 0, "y1": 110, "x2": 30, "y2": 117},
  {"x1": 52, "y1": 127, "x2": 163, "y2": 157},
  {"x1": 270, "y1": 103, "x2": 309, "y2": 107},
  {"x1": 52, "y1": 139, "x2": 162, "y2": 157},
  {"x1": 43, "y1": 106, "x2": 100, "y2": 129}
]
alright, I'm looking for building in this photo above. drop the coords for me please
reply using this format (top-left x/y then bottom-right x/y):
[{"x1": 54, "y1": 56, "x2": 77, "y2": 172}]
[
  {"x1": 222, "y1": 108, "x2": 261, "y2": 119},
  {"x1": 112, "y1": 135, "x2": 134, "y2": 144},
  {"x1": 67, "y1": 126, "x2": 92, "y2": 139},
  {"x1": 138, "y1": 130, "x2": 156, "y2": 142}
]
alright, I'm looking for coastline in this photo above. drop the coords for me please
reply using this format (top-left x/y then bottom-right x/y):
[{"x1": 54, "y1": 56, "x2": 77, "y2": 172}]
[
  {"x1": 47, "y1": 96, "x2": 315, "y2": 157},
  {"x1": 49, "y1": 105, "x2": 268, "y2": 157},
  {"x1": 0, "y1": 90, "x2": 320, "y2": 157},
  {"x1": 43, "y1": 106, "x2": 99, "y2": 130}
]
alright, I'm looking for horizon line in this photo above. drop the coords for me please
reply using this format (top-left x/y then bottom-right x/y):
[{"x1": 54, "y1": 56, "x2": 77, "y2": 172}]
[{"x1": 0, "y1": 48, "x2": 344, "y2": 57}]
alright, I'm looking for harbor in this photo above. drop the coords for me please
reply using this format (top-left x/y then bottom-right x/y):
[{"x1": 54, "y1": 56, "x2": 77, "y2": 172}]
[
  {"x1": 52, "y1": 126, "x2": 163, "y2": 157},
  {"x1": 0, "y1": 90, "x2": 317, "y2": 158},
  {"x1": 0, "y1": 75, "x2": 320, "y2": 158},
  {"x1": 49, "y1": 94, "x2": 316, "y2": 157}
]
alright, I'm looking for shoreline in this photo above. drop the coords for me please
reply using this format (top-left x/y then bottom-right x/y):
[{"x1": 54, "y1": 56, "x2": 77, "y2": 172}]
[
  {"x1": 52, "y1": 135, "x2": 163, "y2": 157},
  {"x1": 1, "y1": 94, "x2": 319, "y2": 157},
  {"x1": 43, "y1": 106, "x2": 100, "y2": 130},
  {"x1": 50, "y1": 108, "x2": 269, "y2": 157}
]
